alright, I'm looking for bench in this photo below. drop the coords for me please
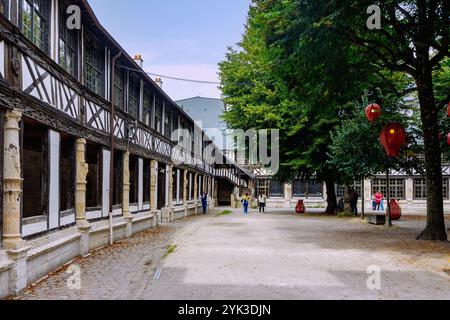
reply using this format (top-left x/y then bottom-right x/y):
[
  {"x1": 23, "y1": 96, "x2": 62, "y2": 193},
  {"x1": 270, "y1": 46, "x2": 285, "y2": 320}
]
[{"x1": 366, "y1": 212, "x2": 386, "y2": 225}]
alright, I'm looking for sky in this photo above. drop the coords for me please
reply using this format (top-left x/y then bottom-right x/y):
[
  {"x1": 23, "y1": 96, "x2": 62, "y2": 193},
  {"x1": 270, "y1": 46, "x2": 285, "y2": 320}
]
[{"x1": 87, "y1": 0, "x2": 250, "y2": 101}]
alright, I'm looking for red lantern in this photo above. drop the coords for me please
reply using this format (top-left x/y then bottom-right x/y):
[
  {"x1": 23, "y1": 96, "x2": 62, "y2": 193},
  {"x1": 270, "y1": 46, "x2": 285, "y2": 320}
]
[
  {"x1": 295, "y1": 200, "x2": 305, "y2": 214},
  {"x1": 447, "y1": 102, "x2": 450, "y2": 117},
  {"x1": 365, "y1": 103, "x2": 382, "y2": 122},
  {"x1": 388, "y1": 199, "x2": 402, "y2": 221},
  {"x1": 380, "y1": 123, "x2": 406, "y2": 157},
  {"x1": 447, "y1": 133, "x2": 450, "y2": 146}
]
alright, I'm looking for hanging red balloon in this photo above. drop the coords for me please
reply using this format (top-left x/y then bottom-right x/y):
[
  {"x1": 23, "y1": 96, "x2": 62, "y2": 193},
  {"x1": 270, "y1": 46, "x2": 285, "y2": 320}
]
[
  {"x1": 380, "y1": 123, "x2": 406, "y2": 157},
  {"x1": 365, "y1": 103, "x2": 382, "y2": 122}
]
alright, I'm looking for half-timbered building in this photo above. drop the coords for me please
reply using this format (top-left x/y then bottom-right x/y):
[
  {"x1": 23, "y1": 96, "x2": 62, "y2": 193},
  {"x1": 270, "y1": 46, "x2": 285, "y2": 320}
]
[{"x1": 0, "y1": 0, "x2": 253, "y2": 298}]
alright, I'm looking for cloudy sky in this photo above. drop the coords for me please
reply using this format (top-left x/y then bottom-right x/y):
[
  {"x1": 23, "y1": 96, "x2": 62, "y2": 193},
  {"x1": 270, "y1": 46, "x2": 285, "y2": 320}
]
[{"x1": 88, "y1": 0, "x2": 250, "y2": 101}]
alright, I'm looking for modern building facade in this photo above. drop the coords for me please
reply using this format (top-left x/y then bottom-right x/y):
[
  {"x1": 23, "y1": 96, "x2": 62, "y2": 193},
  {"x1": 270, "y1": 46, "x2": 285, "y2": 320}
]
[{"x1": 0, "y1": 0, "x2": 253, "y2": 298}]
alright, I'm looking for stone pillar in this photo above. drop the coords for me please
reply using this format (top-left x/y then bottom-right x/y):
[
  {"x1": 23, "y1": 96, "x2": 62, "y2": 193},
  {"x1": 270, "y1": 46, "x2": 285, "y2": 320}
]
[
  {"x1": 2, "y1": 110, "x2": 24, "y2": 250},
  {"x1": 364, "y1": 179, "x2": 372, "y2": 211},
  {"x1": 405, "y1": 178, "x2": 414, "y2": 202},
  {"x1": 194, "y1": 173, "x2": 199, "y2": 214},
  {"x1": 183, "y1": 170, "x2": 188, "y2": 217},
  {"x1": 284, "y1": 183, "x2": 293, "y2": 208},
  {"x1": 122, "y1": 151, "x2": 133, "y2": 237},
  {"x1": 75, "y1": 138, "x2": 89, "y2": 227}
]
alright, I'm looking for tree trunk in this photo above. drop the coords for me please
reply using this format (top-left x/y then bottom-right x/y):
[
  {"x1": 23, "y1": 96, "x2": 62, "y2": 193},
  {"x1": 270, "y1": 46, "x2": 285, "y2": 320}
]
[
  {"x1": 415, "y1": 57, "x2": 448, "y2": 241},
  {"x1": 324, "y1": 178, "x2": 337, "y2": 215}
]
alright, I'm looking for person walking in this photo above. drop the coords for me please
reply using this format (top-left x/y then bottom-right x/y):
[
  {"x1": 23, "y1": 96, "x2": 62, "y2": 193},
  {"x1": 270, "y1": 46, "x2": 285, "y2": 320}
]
[
  {"x1": 350, "y1": 188, "x2": 359, "y2": 216},
  {"x1": 242, "y1": 193, "x2": 250, "y2": 215},
  {"x1": 201, "y1": 192, "x2": 208, "y2": 214},
  {"x1": 258, "y1": 194, "x2": 267, "y2": 213}
]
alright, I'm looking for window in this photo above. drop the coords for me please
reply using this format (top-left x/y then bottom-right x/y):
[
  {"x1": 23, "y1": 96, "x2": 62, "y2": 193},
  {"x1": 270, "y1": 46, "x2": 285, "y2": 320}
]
[
  {"x1": 23, "y1": 121, "x2": 48, "y2": 218},
  {"x1": 372, "y1": 178, "x2": 405, "y2": 200},
  {"x1": 257, "y1": 180, "x2": 270, "y2": 198},
  {"x1": 172, "y1": 169, "x2": 178, "y2": 203},
  {"x1": 21, "y1": 0, "x2": 50, "y2": 52},
  {"x1": 155, "y1": 97, "x2": 163, "y2": 133},
  {"x1": 129, "y1": 155, "x2": 139, "y2": 204},
  {"x1": 270, "y1": 180, "x2": 283, "y2": 198},
  {"x1": 59, "y1": 1, "x2": 78, "y2": 77},
  {"x1": 128, "y1": 74, "x2": 140, "y2": 118},
  {"x1": 60, "y1": 135, "x2": 75, "y2": 212},
  {"x1": 293, "y1": 180, "x2": 323, "y2": 198},
  {"x1": 164, "y1": 109, "x2": 171, "y2": 139},
  {"x1": 172, "y1": 113, "x2": 178, "y2": 140},
  {"x1": 86, "y1": 144, "x2": 102, "y2": 208},
  {"x1": 113, "y1": 67, "x2": 125, "y2": 110},
  {"x1": 336, "y1": 182, "x2": 362, "y2": 199},
  {"x1": 143, "y1": 159, "x2": 150, "y2": 203},
  {"x1": 85, "y1": 32, "x2": 105, "y2": 96},
  {"x1": 143, "y1": 88, "x2": 153, "y2": 127},
  {"x1": 1, "y1": 0, "x2": 9, "y2": 17},
  {"x1": 414, "y1": 178, "x2": 449, "y2": 200},
  {"x1": 113, "y1": 151, "x2": 123, "y2": 206}
]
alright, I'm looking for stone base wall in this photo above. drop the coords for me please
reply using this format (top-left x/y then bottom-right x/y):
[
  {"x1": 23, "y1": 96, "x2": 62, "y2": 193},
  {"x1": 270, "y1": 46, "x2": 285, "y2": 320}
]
[
  {"x1": 0, "y1": 208, "x2": 177, "y2": 299},
  {"x1": 0, "y1": 262, "x2": 12, "y2": 298}
]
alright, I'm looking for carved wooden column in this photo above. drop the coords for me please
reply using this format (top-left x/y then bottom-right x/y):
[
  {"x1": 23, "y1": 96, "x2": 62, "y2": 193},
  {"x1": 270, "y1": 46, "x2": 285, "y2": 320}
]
[
  {"x1": 150, "y1": 160, "x2": 158, "y2": 213},
  {"x1": 194, "y1": 173, "x2": 199, "y2": 214},
  {"x1": 122, "y1": 152, "x2": 133, "y2": 237},
  {"x1": 75, "y1": 138, "x2": 89, "y2": 227},
  {"x1": 183, "y1": 170, "x2": 188, "y2": 217},
  {"x1": 2, "y1": 110, "x2": 24, "y2": 250}
]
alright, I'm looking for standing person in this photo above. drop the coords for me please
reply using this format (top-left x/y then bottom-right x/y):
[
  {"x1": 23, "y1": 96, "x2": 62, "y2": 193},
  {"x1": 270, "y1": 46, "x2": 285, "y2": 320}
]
[
  {"x1": 258, "y1": 194, "x2": 267, "y2": 213},
  {"x1": 242, "y1": 193, "x2": 250, "y2": 215},
  {"x1": 375, "y1": 191, "x2": 383, "y2": 211},
  {"x1": 379, "y1": 193, "x2": 385, "y2": 211},
  {"x1": 372, "y1": 194, "x2": 377, "y2": 210},
  {"x1": 201, "y1": 193, "x2": 208, "y2": 214},
  {"x1": 350, "y1": 188, "x2": 359, "y2": 216}
]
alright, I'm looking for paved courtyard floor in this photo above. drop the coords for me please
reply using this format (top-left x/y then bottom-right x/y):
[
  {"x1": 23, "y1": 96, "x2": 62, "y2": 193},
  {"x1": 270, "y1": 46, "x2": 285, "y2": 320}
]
[{"x1": 11, "y1": 208, "x2": 450, "y2": 300}]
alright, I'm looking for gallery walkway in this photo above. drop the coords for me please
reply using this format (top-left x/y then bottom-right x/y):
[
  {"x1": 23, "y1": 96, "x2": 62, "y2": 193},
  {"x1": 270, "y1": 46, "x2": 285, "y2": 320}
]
[{"x1": 11, "y1": 208, "x2": 450, "y2": 300}]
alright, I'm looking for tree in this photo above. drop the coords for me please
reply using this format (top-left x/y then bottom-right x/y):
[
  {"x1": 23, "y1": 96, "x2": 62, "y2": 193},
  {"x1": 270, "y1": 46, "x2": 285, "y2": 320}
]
[{"x1": 317, "y1": 0, "x2": 449, "y2": 240}]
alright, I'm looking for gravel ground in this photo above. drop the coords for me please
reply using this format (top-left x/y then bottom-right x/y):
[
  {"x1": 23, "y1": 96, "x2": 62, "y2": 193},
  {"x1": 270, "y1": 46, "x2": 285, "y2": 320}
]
[{"x1": 8, "y1": 208, "x2": 450, "y2": 300}]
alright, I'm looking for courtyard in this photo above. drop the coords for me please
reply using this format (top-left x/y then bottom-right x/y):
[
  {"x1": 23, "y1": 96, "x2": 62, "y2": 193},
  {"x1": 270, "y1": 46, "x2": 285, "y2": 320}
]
[{"x1": 11, "y1": 208, "x2": 450, "y2": 300}]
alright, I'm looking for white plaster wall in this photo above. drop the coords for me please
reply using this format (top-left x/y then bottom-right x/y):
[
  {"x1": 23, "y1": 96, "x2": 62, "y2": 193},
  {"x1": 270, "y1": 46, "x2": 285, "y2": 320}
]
[
  {"x1": 0, "y1": 266, "x2": 11, "y2": 298},
  {"x1": 49, "y1": 130, "x2": 60, "y2": 230},
  {"x1": 102, "y1": 149, "x2": 111, "y2": 218}
]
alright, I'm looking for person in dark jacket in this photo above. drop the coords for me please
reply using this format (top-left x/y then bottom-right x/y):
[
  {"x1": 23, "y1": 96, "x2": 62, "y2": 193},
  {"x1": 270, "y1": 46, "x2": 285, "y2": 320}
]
[
  {"x1": 201, "y1": 193, "x2": 208, "y2": 214},
  {"x1": 350, "y1": 188, "x2": 359, "y2": 216}
]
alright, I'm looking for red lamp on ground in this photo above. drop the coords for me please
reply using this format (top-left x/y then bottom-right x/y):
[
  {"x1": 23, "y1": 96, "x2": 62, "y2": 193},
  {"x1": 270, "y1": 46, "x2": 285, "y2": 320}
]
[
  {"x1": 365, "y1": 103, "x2": 382, "y2": 122},
  {"x1": 388, "y1": 199, "x2": 402, "y2": 221},
  {"x1": 296, "y1": 200, "x2": 305, "y2": 214},
  {"x1": 380, "y1": 123, "x2": 406, "y2": 157}
]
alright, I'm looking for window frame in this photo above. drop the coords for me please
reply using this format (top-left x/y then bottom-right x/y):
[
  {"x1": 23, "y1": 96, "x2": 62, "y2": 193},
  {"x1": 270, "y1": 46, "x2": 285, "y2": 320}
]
[
  {"x1": 372, "y1": 178, "x2": 405, "y2": 200},
  {"x1": 84, "y1": 31, "x2": 105, "y2": 97},
  {"x1": 20, "y1": 0, "x2": 51, "y2": 53},
  {"x1": 269, "y1": 180, "x2": 284, "y2": 198},
  {"x1": 414, "y1": 178, "x2": 449, "y2": 200},
  {"x1": 58, "y1": 0, "x2": 78, "y2": 78},
  {"x1": 128, "y1": 73, "x2": 140, "y2": 118}
]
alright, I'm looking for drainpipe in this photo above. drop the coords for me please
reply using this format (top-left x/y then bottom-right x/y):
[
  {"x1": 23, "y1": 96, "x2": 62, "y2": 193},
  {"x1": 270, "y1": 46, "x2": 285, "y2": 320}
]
[{"x1": 109, "y1": 51, "x2": 122, "y2": 246}]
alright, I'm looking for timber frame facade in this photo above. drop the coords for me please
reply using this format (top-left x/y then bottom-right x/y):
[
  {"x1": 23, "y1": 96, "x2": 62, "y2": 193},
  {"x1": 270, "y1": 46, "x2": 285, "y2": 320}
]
[{"x1": 0, "y1": 0, "x2": 252, "y2": 255}]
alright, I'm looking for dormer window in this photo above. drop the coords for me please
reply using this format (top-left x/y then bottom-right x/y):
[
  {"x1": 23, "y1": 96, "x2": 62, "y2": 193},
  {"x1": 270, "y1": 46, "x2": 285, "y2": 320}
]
[{"x1": 21, "y1": 0, "x2": 50, "y2": 53}]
